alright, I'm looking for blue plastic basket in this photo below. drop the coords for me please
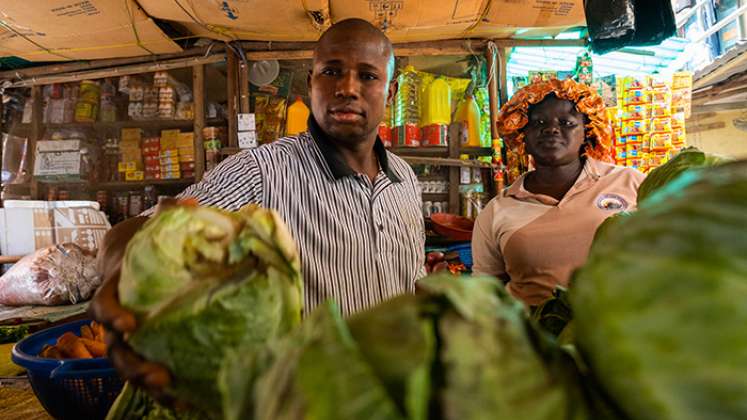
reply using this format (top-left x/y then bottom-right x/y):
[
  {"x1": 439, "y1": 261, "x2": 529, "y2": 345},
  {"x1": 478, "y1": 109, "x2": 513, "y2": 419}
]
[
  {"x1": 11, "y1": 319, "x2": 124, "y2": 420},
  {"x1": 447, "y1": 242, "x2": 473, "y2": 268}
]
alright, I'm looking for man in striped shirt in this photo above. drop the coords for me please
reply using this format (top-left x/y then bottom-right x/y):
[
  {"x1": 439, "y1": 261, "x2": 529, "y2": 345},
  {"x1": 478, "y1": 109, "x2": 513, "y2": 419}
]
[{"x1": 91, "y1": 18, "x2": 426, "y2": 397}]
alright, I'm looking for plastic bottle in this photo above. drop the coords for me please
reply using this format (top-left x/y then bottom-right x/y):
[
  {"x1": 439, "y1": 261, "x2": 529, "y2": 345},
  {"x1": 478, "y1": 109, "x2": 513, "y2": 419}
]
[
  {"x1": 454, "y1": 84, "x2": 482, "y2": 148},
  {"x1": 285, "y1": 96, "x2": 310, "y2": 136},
  {"x1": 421, "y1": 77, "x2": 451, "y2": 146},
  {"x1": 394, "y1": 65, "x2": 421, "y2": 147}
]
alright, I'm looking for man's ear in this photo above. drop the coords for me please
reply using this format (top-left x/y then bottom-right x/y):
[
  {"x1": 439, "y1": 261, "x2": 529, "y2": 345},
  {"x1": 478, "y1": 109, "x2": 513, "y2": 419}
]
[
  {"x1": 387, "y1": 78, "x2": 398, "y2": 104},
  {"x1": 307, "y1": 70, "x2": 313, "y2": 93}
]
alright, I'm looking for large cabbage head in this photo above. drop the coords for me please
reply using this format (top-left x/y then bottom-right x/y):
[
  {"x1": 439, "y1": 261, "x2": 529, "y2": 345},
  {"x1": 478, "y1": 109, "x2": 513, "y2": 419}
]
[
  {"x1": 571, "y1": 160, "x2": 747, "y2": 420},
  {"x1": 119, "y1": 204, "x2": 302, "y2": 417},
  {"x1": 637, "y1": 146, "x2": 726, "y2": 202},
  {"x1": 222, "y1": 274, "x2": 588, "y2": 420}
]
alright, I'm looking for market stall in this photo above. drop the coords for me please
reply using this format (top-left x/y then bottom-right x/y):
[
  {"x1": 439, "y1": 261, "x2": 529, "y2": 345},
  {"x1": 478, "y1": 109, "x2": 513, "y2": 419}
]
[{"x1": 1, "y1": 1, "x2": 744, "y2": 419}]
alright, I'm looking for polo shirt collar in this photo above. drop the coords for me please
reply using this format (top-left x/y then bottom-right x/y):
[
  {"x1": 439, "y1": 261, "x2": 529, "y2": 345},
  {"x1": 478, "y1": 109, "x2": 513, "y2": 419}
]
[
  {"x1": 507, "y1": 158, "x2": 599, "y2": 204},
  {"x1": 308, "y1": 115, "x2": 402, "y2": 183}
]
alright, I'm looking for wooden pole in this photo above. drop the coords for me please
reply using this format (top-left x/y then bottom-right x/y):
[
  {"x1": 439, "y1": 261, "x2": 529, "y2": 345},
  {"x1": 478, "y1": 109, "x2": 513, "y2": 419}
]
[
  {"x1": 238, "y1": 56, "x2": 250, "y2": 113},
  {"x1": 226, "y1": 49, "x2": 238, "y2": 148},
  {"x1": 7, "y1": 54, "x2": 225, "y2": 88},
  {"x1": 498, "y1": 47, "x2": 509, "y2": 106},
  {"x1": 486, "y1": 43, "x2": 500, "y2": 141},
  {"x1": 193, "y1": 64, "x2": 206, "y2": 181}
]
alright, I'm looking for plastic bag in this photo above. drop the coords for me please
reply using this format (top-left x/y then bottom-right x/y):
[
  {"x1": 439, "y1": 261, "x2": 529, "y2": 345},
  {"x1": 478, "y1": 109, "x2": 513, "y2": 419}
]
[
  {"x1": 0, "y1": 243, "x2": 101, "y2": 306},
  {"x1": 586, "y1": 0, "x2": 676, "y2": 54}
]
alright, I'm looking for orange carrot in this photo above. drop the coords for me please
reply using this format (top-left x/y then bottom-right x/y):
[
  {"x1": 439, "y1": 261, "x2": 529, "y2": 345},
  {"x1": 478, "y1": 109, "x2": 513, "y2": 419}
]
[
  {"x1": 80, "y1": 338, "x2": 107, "y2": 358},
  {"x1": 57, "y1": 332, "x2": 93, "y2": 359}
]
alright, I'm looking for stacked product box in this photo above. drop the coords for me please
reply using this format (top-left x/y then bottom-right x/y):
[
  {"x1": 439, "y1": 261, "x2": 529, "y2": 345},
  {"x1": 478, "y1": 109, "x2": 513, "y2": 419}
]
[
  {"x1": 142, "y1": 136, "x2": 162, "y2": 180},
  {"x1": 119, "y1": 128, "x2": 144, "y2": 181},
  {"x1": 160, "y1": 129, "x2": 181, "y2": 180}
]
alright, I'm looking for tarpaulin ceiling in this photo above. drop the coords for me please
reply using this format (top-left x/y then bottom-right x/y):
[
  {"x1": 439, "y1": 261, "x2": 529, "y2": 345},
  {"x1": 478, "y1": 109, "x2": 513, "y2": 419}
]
[{"x1": 0, "y1": 0, "x2": 587, "y2": 61}]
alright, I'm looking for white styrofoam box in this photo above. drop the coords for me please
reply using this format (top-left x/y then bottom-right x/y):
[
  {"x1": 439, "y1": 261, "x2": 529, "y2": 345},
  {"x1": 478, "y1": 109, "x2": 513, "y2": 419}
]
[
  {"x1": 33, "y1": 151, "x2": 82, "y2": 176},
  {"x1": 36, "y1": 140, "x2": 82, "y2": 153},
  {"x1": 0, "y1": 200, "x2": 110, "y2": 257}
]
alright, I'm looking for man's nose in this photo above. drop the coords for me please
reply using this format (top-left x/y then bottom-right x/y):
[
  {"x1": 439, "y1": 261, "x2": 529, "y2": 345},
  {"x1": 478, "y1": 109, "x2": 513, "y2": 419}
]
[{"x1": 335, "y1": 72, "x2": 360, "y2": 99}]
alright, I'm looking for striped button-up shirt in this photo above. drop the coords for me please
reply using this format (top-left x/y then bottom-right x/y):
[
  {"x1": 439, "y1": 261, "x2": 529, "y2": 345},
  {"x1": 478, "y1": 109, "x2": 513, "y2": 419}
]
[{"x1": 176, "y1": 118, "x2": 426, "y2": 315}]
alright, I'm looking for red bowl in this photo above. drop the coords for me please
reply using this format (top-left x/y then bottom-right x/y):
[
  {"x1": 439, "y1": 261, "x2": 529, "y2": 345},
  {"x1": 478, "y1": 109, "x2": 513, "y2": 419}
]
[{"x1": 430, "y1": 213, "x2": 474, "y2": 241}]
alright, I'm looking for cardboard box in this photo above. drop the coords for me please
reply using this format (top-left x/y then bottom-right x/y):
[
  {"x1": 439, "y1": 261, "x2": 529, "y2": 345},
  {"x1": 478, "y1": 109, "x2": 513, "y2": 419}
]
[
  {"x1": 160, "y1": 149, "x2": 179, "y2": 158},
  {"x1": 121, "y1": 128, "x2": 142, "y2": 142},
  {"x1": 0, "y1": 200, "x2": 110, "y2": 257},
  {"x1": 160, "y1": 156, "x2": 179, "y2": 166},
  {"x1": 125, "y1": 170, "x2": 145, "y2": 181},
  {"x1": 160, "y1": 129, "x2": 180, "y2": 149},
  {"x1": 0, "y1": 0, "x2": 181, "y2": 62},
  {"x1": 180, "y1": 162, "x2": 196, "y2": 171},
  {"x1": 142, "y1": 145, "x2": 161, "y2": 156},
  {"x1": 177, "y1": 132, "x2": 194, "y2": 148},
  {"x1": 160, "y1": 163, "x2": 181, "y2": 173},
  {"x1": 136, "y1": 0, "x2": 583, "y2": 44},
  {"x1": 120, "y1": 161, "x2": 143, "y2": 172},
  {"x1": 120, "y1": 148, "x2": 142, "y2": 163}
]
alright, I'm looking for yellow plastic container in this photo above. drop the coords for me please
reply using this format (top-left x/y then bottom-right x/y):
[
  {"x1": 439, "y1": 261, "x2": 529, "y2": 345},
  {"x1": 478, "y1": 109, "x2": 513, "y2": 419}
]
[
  {"x1": 454, "y1": 94, "x2": 481, "y2": 147},
  {"x1": 285, "y1": 96, "x2": 310, "y2": 136},
  {"x1": 422, "y1": 77, "x2": 451, "y2": 126}
]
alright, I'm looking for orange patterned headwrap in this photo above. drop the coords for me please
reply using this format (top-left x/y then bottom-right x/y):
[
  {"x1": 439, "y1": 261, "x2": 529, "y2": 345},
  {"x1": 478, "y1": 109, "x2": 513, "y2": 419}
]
[{"x1": 497, "y1": 78, "x2": 614, "y2": 162}]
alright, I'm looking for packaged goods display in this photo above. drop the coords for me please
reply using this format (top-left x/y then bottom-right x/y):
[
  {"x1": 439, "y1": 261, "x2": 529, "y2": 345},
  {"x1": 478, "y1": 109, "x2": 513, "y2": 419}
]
[{"x1": 609, "y1": 72, "x2": 692, "y2": 172}]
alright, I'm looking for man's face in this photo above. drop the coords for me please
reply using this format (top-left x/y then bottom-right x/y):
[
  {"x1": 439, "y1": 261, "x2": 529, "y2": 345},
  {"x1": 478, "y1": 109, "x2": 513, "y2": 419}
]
[{"x1": 308, "y1": 32, "x2": 395, "y2": 144}]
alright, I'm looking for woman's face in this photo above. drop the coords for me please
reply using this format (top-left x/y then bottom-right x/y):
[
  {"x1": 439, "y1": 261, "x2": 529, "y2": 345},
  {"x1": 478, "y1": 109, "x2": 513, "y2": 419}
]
[{"x1": 523, "y1": 95, "x2": 586, "y2": 167}]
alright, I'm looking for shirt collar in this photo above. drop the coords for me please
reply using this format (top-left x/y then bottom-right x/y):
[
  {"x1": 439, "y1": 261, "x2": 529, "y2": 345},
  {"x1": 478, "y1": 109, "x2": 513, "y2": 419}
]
[
  {"x1": 308, "y1": 115, "x2": 402, "y2": 183},
  {"x1": 506, "y1": 158, "x2": 600, "y2": 204}
]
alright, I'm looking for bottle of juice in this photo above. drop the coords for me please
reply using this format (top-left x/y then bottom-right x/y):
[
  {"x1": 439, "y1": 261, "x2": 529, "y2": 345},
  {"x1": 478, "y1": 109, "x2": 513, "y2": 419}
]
[
  {"x1": 285, "y1": 96, "x2": 310, "y2": 136},
  {"x1": 454, "y1": 83, "x2": 481, "y2": 147}
]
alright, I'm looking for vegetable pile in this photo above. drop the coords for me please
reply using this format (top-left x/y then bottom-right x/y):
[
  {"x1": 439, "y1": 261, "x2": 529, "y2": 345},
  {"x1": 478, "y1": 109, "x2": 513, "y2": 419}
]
[
  {"x1": 108, "y1": 149, "x2": 747, "y2": 420},
  {"x1": 39, "y1": 321, "x2": 106, "y2": 359}
]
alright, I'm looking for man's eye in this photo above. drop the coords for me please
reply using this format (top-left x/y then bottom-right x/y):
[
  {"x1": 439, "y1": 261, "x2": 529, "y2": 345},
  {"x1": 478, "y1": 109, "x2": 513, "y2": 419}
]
[
  {"x1": 532, "y1": 119, "x2": 545, "y2": 126},
  {"x1": 562, "y1": 120, "x2": 576, "y2": 127},
  {"x1": 321, "y1": 68, "x2": 339, "y2": 76},
  {"x1": 361, "y1": 73, "x2": 378, "y2": 81}
]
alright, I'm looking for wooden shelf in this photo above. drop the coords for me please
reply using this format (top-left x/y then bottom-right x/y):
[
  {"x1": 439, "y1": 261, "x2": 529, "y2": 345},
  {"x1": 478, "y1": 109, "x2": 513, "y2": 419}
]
[
  {"x1": 389, "y1": 147, "x2": 448, "y2": 157},
  {"x1": 423, "y1": 192, "x2": 449, "y2": 199},
  {"x1": 460, "y1": 147, "x2": 494, "y2": 156},
  {"x1": 40, "y1": 118, "x2": 226, "y2": 131},
  {"x1": 36, "y1": 178, "x2": 195, "y2": 189},
  {"x1": 390, "y1": 146, "x2": 493, "y2": 158}
]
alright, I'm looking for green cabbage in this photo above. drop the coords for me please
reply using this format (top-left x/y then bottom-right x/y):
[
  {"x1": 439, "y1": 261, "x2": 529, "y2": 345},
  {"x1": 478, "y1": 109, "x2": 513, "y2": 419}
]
[
  {"x1": 571, "y1": 161, "x2": 747, "y2": 420},
  {"x1": 118, "y1": 204, "x2": 302, "y2": 417},
  {"x1": 221, "y1": 274, "x2": 587, "y2": 420},
  {"x1": 637, "y1": 146, "x2": 726, "y2": 203}
]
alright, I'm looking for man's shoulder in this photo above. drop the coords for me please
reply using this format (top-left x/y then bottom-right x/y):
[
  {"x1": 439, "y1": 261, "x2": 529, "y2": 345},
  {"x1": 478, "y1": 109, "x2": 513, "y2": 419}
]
[
  {"x1": 385, "y1": 150, "x2": 418, "y2": 182},
  {"x1": 230, "y1": 134, "x2": 310, "y2": 166}
]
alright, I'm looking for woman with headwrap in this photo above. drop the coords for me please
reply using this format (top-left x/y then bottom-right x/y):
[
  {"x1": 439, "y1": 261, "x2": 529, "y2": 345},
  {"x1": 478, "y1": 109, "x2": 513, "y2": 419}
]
[{"x1": 471, "y1": 78, "x2": 645, "y2": 306}]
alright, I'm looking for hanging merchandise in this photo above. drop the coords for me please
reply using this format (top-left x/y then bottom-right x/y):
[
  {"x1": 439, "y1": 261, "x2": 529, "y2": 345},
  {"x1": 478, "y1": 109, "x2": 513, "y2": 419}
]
[
  {"x1": 285, "y1": 97, "x2": 310, "y2": 136},
  {"x1": 611, "y1": 73, "x2": 692, "y2": 173},
  {"x1": 574, "y1": 50, "x2": 594, "y2": 85},
  {"x1": 421, "y1": 77, "x2": 451, "y2": 147},
  {"x1": 454, "y1": 82, "x2": 482, "y2": 148},
  {"x1": 474, "y1": 87, "x2": 492, "y2": 147},
  {"x1": 255, "y1": 95, "x2": 287, "y2": 144},
  {"x1": 394, "y1": 65, "x2": 422, "y2": 147}
]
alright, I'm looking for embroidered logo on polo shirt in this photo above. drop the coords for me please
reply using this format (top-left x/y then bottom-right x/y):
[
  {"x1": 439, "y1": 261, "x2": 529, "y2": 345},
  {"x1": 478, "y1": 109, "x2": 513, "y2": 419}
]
[{"x1": 596, "y1": 193, "x2": 629, "y2": 211}]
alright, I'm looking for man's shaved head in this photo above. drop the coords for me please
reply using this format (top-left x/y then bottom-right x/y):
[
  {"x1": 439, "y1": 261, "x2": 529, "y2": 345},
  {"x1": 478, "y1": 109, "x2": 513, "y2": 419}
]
[{"x1": 314, "y1": 18, "x2": 396, "y2": 81}]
